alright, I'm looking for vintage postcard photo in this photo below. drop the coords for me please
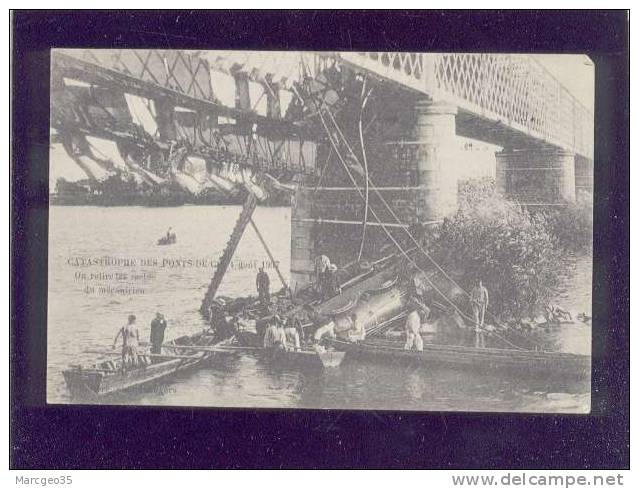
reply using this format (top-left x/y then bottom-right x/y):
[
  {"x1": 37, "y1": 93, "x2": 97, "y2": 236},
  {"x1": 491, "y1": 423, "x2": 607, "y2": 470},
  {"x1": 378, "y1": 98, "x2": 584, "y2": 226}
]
[{"x1": 47, "y1": 49, "x2": 593, "y2": 412}]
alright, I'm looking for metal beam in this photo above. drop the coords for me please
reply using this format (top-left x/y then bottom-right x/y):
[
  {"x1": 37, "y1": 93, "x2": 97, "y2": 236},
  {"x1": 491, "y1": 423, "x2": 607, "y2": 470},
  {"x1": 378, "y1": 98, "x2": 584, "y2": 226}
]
[
  {"x1": 52, "y1": 52, "x2": 312, "y2": 138},
  {"x1": 292, "y1": 217, "x2": 411, "y2": 228}
]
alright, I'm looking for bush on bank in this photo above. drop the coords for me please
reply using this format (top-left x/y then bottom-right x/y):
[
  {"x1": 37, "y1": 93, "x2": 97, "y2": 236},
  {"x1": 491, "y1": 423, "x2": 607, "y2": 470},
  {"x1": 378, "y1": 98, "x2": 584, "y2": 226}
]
[
  {"x1": 425, "y1": 178, "x2": 592, "y2": 321},
  {"x1": 543, "y1": 199, "x2": 593, "y2": 253}
]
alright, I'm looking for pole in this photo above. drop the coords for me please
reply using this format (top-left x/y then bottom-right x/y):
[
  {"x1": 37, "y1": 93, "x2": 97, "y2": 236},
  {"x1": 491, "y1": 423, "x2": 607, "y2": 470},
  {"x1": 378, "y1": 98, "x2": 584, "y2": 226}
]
[{"x1": 249, "y1": 217, "x2": 289, "y2": 291}]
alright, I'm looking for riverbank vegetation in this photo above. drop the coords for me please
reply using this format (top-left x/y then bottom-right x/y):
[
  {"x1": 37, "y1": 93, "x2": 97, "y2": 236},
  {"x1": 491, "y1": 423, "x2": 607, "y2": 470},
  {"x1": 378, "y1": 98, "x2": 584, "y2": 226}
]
[{"x1": 427, "y1": 177, "x2": 592, "y2": 322}]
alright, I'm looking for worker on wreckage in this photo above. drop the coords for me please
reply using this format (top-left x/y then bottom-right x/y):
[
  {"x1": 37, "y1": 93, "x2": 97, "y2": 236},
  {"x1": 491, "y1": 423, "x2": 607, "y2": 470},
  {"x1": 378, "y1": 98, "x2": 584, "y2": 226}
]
[
  {"x1": 256, "y1": 267, "x2": 271, "y2": 305},
  {"x1": 314, "y1": 254, "x2": 331, "y2": 295},
  {"x1": 260, "y1": 314, "x2": 302, "y2": 351},
  {"x1": 312, "y1": 312, "x2": 366, "y2": 347},
  {"x1": 404, "y1": 298, "x2": 430, "y2": 352},
  {"x1": 470, "y1": 278, "x2": 490, "y2": 348},
  {"x1": 283, "y1": 319, "x2": 302, "y2": 351},
  {"x1": 322, "y1": 263, "x2": 341, "y2": 300},
  {"x1": 263, "y1": 315, "x2": 288, "y2": 350},
  {"x1": 346, "y1": 313, "x2": 365, "y2": 343},
  {"x1": 207, "y1": 300, "x2": 236, "y2": 341},
  {"x1": 313, "y1": 315, "x2": 337, "y2": 345},
  {"x1": 286, "y1": 315, "x2": 305, "y2": 347}
]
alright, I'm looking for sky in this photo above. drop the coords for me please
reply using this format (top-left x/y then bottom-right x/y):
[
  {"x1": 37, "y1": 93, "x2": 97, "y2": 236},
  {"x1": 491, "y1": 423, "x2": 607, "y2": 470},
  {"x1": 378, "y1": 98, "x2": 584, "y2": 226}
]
[{"x1": 533, "y1": 54, "x2": 595, "y2": 113}]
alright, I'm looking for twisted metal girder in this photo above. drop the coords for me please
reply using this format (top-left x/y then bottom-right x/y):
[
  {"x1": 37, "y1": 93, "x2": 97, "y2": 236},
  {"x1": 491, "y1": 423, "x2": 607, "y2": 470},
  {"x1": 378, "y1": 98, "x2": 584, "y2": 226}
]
[{"x1": 55, "y1": 49, "x2": 594, "y2": 159}]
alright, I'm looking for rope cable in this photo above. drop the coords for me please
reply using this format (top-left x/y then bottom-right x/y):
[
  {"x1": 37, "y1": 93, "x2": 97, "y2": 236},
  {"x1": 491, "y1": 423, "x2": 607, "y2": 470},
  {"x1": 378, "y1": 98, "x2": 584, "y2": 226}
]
[
  {"x1": 323, "y1": 104, "x2": 534, "y2": 343},
  {"x1": 357, "y1": 80, "x2": 373, "y2": 261},
  {"x1": 322, "y1": 107, "x2": 531, "y2": 350},
  {"x1": 296, "y1": 60, "x2": 531, "y2": 349}
]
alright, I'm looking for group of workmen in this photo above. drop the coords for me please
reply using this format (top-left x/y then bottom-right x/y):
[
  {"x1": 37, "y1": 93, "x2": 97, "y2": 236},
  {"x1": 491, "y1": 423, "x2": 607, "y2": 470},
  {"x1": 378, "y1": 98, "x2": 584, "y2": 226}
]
[
  {"x1": 109, "y1": 265, "x2": 491, "y2": 369},
  {"x1": 110, "y1": 248, "x2": 579, "y2": 371},
  {"x1": 257, "y1": 256, "x2": 341, "y2": 306},
  {"x1": 253, "y1": 256, "x2": 494, "y2": 353},
  {"x1": 261, "y1": 315, "x2": 304, "y2": 351},
  {"x1": 110, "y1": 268, "x2": 581, "y2": 372},
  {"x1": 259, "y1": 310, "x2": 368, "y2": 352}
]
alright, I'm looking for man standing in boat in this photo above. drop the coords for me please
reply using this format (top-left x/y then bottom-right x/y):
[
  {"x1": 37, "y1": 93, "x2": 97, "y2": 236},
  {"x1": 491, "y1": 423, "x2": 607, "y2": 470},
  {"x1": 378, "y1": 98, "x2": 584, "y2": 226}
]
[
  {"x1": 404, "y1": 300, "x2": 426, "y2": 352},
  {"x1": 208, "y1": 300, "x2": 221, "y2": 324},
  {"x1": 112, "y1": 314, "x2": 140, "y2": 370},
  {"x1": 314, "y1": 254, "x2": 331, "y2": 294},
  {"x1": 263, "y1": 316, "x2": 288, "y2": 350},
  {"x1": 283, "y1": 319, "x2": 301, "y2": 351},
  {"x1": 256, "y1": 267, "x2": 271, "y2": 305},
  {"x1": 149, "y1": 312, "x2": 167, "y2": 357},
  {"x1": 286, "y1": 315, "x2": 305, "y2": 347},
  {"x1": 323, "y1": 263, "x2": 341, "y2": 300},
  {"x1": 470, "y1": 278, "x2": 490, "y2": 348}
]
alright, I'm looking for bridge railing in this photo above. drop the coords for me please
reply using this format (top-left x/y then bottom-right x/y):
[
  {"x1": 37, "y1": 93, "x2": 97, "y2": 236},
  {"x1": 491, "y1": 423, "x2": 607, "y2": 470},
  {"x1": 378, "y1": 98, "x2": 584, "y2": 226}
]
[{"x1": 337, "y1": 52, "x2": 593, "y2": 159}]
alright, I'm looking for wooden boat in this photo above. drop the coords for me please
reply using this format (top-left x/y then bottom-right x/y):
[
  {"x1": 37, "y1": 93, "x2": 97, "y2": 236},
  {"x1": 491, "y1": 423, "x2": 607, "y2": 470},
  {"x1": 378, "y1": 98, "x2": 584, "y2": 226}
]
[
  {"x1": 233, "y1": 331, "x2": 345, "y2": 369},
  {"x1": 325, "y1": 337, "x2": 590, "y2": 378},
  {"x1": 63, "y1": 331, "x2": 226, "y2": 398},
  {"x1": 260, "y1": 346, "x2": 346, "y2": 369},
  {"x1": 157, "y1": 235, "x2": 177, "y2": 245}
]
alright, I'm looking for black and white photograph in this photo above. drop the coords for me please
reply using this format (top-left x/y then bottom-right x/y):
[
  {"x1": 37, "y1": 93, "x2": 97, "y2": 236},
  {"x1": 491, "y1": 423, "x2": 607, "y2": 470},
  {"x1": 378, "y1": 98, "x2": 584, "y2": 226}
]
[
  {"x1": 48, "y1": 48, "x2": 594, "y2": 412},
  {"x1": 10, "y1": 9, "x2": 630, "y2": 472}
]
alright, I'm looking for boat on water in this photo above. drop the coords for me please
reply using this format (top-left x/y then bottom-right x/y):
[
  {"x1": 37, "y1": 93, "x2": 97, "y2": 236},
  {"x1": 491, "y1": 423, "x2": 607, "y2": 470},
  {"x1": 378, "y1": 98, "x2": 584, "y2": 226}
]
[
  {"x1": 63, "y1": 331, "x2": 226, "y2": 398},
  {"x1": 325, "y1": 337, "x2": 591, "y2": 378},
  {"x1": 157, "y1": 234, "x2": 177, "y2": 245},
  {"x1": 231, "y1": 328, "x2": 346, "y2": 369},
  {"x1": 246, "y1": 344, "x2": 346, "y2": 369}
]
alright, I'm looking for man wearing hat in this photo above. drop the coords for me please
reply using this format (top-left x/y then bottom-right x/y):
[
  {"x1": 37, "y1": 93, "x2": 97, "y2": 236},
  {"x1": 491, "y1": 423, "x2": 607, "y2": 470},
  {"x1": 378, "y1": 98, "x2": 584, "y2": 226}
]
[
  {"x1": 149, "y1": 312, "x2": 167, "y2": 356},
  {"x1": 322, "y1": 263, "x2": 341, "y2": 300}
]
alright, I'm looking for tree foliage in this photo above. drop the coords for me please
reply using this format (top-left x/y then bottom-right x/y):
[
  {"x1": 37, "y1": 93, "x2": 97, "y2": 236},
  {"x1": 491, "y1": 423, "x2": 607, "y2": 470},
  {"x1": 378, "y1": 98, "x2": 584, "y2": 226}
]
[
  {"x1": 542, "y1": 200, "x2": 593, "y2": 253},
  {"x1": 429, "y1": 178, "x2": 567, "y2": 321},
  {"x1": 426, "y1": 177, "x2": 593, "y2": 321}
]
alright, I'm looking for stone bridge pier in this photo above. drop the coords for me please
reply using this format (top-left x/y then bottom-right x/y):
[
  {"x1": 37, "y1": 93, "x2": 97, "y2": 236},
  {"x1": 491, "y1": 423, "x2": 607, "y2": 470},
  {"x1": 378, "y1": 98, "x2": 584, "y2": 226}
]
[
  {"x1": 495, "y1": 148, "x2": 587, "y2": 205},
  {"x1": 289, "y1": 95, "x2": 592, "y2": 291},
  {"x1": 575, "y1": 154, "x2": 594, "y2": 201},
  {"x1": 496, "y1": 150, "x2": 594, "y2": 205},
  {"x1": 289, "y1": 99, "x2": 464, "y2": 291},
  {"x1": 411, "y1": 101, "x2": 460, "y2": 221}
]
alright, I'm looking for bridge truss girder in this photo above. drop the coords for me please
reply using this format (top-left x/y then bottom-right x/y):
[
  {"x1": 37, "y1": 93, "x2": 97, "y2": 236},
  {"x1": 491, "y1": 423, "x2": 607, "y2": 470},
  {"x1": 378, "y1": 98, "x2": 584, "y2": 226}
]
[{"x1": 333, "y1": 52, "x2": 593, "y2": 160}]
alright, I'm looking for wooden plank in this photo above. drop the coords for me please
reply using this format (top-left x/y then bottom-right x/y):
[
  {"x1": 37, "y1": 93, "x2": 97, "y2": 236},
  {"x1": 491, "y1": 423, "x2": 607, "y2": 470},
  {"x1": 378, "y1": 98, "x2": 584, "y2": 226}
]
[
  {"x1": 83, "y1": 349, "x2": 198, "y2": 360},
  {"x1": 200, "y1": 189, "x2": 259, "y2": 313},
  {"x1": 249, "y1": 217, "x2": 289, "y2": 291},
  {"x1": 162, "y1": 344, "x2": 263, "y2": 353}
]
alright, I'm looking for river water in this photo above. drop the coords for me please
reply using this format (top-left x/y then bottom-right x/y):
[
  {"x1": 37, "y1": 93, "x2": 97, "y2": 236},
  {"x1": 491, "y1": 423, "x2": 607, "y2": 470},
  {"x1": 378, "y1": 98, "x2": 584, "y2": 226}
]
[{"x1": 48, "y1": 205, "x2": 591, "y2": 412}]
